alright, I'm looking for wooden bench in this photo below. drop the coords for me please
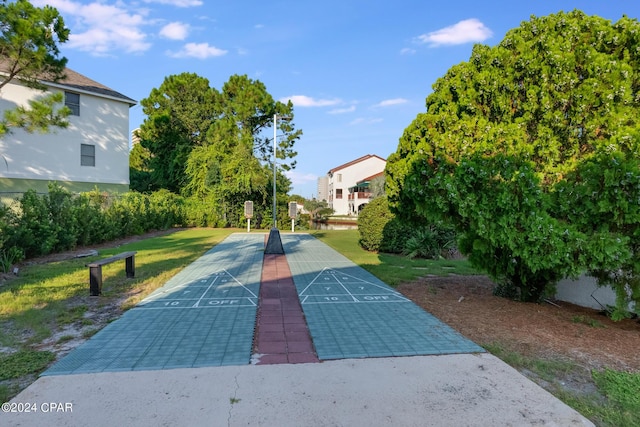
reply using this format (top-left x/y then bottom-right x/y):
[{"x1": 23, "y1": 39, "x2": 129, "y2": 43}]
[{"x1": 87, "y1": 251, "x2": 137, "y2": 296}]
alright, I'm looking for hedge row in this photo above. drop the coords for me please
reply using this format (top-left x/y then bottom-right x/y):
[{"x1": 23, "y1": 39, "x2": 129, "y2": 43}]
[{"x1": 0, "y1": 184, "x2": 190, "y2": 265}]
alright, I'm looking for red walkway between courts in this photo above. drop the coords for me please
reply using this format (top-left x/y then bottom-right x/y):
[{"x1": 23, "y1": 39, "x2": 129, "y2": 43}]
[{"x1": 253, "y1": 253, "x2": 320, "y2": 364}]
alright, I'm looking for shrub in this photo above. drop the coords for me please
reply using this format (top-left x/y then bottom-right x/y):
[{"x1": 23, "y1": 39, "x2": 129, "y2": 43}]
[
  {"x1": 72, "y1": 191, "x2": 112, "y2": 245},
  {"x1": 109, "y1": 192, "x2": 149, "y2": 236},
  {"x1": 0, "y1": 202, "x2": 13, "y2": 250},
  {"x1": 296, "y1": 213, "x2": 311, "y2": 230},
  {"x1": 380, "y1": 218, "x2": 415, "y2": 254},
  {"x1": 358, "y1": 197, "x2": 458, "y2": 257},
  {"x1": 357, "y1": 197, "x2": 394, "y2": 251},
  {"x1": 2, "y1": 187, "x2": 190, "y2": 261},
  {"x1": 185, "y1": 195, "x2": 224, "y2": 227},
  {"x1": 12, "y1": 189, "x2": 56, "y2": 257},
  {"x1": 0, "y1": 204, "x2": 24, "y2": 272},
  {"x1": 402, "y1": 224, "x2": 456, "y2": 259},
  {"x1": 0, "y1": 246, "x2": 24, "y2": 273},
  {"x1": 149, "y1": 189, "x2": 186, "y2": 229},
  {"x1": 45, "y1": 183, "x2": 78, "y2": 252}
]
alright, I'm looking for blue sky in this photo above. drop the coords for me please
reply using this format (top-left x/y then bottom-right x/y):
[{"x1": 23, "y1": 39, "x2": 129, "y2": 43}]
[{"x1": 34, "y1": 0, "x2": 640, "y2": 198}]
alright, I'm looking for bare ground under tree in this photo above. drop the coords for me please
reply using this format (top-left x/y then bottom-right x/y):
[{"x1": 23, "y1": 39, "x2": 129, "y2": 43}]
[{"x1": 397, "y1": 275, "x2": 640, "y2": 398}]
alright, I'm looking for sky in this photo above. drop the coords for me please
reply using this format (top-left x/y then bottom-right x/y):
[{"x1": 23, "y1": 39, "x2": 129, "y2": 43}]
[{"x1": 32, "y1": 0, "x2": 640, "y2": 199}]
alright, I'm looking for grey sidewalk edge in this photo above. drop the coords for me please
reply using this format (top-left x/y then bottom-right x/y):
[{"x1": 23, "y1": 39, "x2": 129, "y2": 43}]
[{"x1": 4, "y1": 354, "x2": 594, "y2": 427}]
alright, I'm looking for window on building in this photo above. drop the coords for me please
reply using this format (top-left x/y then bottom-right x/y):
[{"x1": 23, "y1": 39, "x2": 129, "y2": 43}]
[
  {"x1": 336, "y1": 189, "x2": 343, "y2": 199},
  {"x1": 65, "y1": 92, "x2": 80, "y2": 116},
  {"x1": 81, "y1": 144, "x2": 95, "y2": 166},
  {"x1": 337, "y1": 173, "x2": 342, "y2": 182}
]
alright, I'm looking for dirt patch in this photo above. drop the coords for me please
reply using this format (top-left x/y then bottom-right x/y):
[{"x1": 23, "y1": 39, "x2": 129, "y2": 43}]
[
  {"x1": 396, "y1": 275, "x2": 640, "y2": 406},
  {"x1": 397, "y1": 275, "x2": 640, "y2": 374}
]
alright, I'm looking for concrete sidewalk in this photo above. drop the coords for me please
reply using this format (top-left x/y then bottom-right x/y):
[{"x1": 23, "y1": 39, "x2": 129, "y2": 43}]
[
  {"x1": 3, "y1": 354, "x2": 592, "y2": 426},
  {"x1": 2, "y1": 232, "x2": 594, "y2": 426}
]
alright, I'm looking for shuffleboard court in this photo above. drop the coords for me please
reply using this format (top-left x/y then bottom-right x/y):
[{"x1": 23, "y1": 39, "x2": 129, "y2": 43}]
[
  {"x1": 44, "y1": 233, "x2": 265, "y2": 375},
  {"x1": 281, "y1": 234, "x2": 484, "y2": 360},
  {"x1": 137, "y1": 270, "x2": 258, "y2": 309}
]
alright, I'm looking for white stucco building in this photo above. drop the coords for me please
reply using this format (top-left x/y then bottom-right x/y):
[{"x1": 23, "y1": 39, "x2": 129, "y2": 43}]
[
  {"x1": 322, "y1": 154, "x2": 386, "y2": 216},
  {"x1": 0, "y1": 67, "x2": 136, "y2": 199}
]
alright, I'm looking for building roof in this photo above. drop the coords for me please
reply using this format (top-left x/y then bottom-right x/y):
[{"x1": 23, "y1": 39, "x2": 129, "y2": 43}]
[
  {"x1": 356, "y1": 171, "x2": 385, "y2": 185},
  {"x1": 328, "y1": 154, "x2": 386, "y2": 174},
  {"x1": 348, "y1": 172, "x2": 385, "y2": 191},
  {"x1": 0, "y1": 60, "x2": 136, "y2": 106},
  {"x1": 56, "y1": 68, "x2": 136, "y2": 105}
]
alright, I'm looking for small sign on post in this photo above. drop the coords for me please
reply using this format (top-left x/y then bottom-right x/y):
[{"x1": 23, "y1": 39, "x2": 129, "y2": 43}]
[
  {"x1": 289, "y1": 202, "x2": 297, "y2": 232},
  {"x1": 244, "y1": 201, "x2": 253, "y2": 232}
]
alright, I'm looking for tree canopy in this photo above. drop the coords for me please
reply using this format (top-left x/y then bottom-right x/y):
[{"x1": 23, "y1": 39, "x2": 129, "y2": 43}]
[
  {"x1": 0, "y1": 0, "x2": 70, "y2": 136},
  {"x1": 303, "y1": 198, "x2": 333, "y2": 221},
  {"x1": 137, "y1": 72, "x2": 216, "y2": 193},
  {"x1": 386, "y1": 10, "x2": 640, "y2": 318},
  {"x1": 136, "y1": 73, "x2": 302, "y2": 227}
]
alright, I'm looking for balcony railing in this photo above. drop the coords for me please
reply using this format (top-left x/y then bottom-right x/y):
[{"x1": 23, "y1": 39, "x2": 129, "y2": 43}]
[{"x1": 348, "y1": 191, "x2": 372, "y2": 200}]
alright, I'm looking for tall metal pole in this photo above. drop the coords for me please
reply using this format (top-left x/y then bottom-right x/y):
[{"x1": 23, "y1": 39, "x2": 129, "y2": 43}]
[
  {"x1": 272, "y1": 113, "x2": 277, "y2": 228},
  {"x1": 265, "y1": 113, "x2": 285, "y2": 254}
]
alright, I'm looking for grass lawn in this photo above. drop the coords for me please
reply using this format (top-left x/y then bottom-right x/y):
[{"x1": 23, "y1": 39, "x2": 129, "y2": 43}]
[{"x1": 309, "y1": 229, "x2": 479, "y2": 285}]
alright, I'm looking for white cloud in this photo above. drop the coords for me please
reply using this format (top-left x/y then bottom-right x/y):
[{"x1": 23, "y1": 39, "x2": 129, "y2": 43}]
[
  {"x1": 160, "y1": 22, "x2": 190, "y2": 40},
  {"x1": 142, "y1": 0, "x2": 203, "y2": 7},
  {"x1": 285, "y1": 170, "x2": 318, "y2": 185},
  {"x1": 167, "y1": 42, "x2": 228, "y2": 59},
  {"x1": 373, "y1": 98, "x2": 408, "y2": 108},
  {"x1": 328, "y1": 105, "x2": 356, "y2": 114},
  {"x1": 400, "y1": 47, "x2": 416, "y2": 55},
  {"x1": 281, "y1": 95, "x2": 341, "y2": 107},
  {"x1": 416, "y1": 18, "x2": 492, "y2": 47},
  {"x1": 33, "y1": 0, "x2": 151, "y2": 55},
  {"x1": 350, "y1": 117, "x2": 383, "y2": 126}
]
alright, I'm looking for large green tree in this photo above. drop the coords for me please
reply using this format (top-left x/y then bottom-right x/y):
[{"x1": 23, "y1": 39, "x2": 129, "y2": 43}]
[
  {"x1": 138, "y1": 73, "x2": 218, "y2": 193},
  {"x1": 386, "y1": 11, "x2": 640, "y2": 317},
  {"x1": 140, "y1": 73, "x2": 301, "y2": 227},
  {"x1": 128, "y1": 139, "x2": 154, "y2": 193},
  {"x1": 0, "y1": 0, "x2": 70, "y2": 136},
  {"x1": 303, "y1": 198, "x2": 333, "y2": 221},
  {"x1": 185, "y1": 75, "x2": 300, "y2": 197}
]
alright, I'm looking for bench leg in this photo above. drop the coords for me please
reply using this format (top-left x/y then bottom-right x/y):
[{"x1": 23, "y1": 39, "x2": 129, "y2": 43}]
[
  {"x1": 90, "y1": 265, "x2": 102, "y2": 296},
  {"x1": 125, "y1": 256, "x2": 135, "y2": 278}
]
